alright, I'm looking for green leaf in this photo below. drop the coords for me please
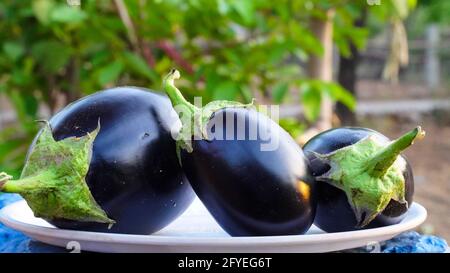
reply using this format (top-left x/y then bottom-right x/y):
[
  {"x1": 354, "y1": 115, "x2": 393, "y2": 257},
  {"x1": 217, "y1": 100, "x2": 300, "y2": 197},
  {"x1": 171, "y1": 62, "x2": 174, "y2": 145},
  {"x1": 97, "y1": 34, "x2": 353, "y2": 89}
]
[
  {"x1": 23, "y1": 95, "x2": 39, "y2": 117},
  {"x1": 392, "y1": 0, "x2": 409, "y2": 19},
  {"x1": 205, "y1": 70, "x2": 221, "y2": 99},
  {"x1": 31, "y1": 41, "x2": 72, "y2": 73},
  {"x1": 50, "y1": 5, "x2": 87, "y2": 24},
  {"x1": 268, "y1": 42, "x2": 289, "y2": 64},
  {"x1": 229, "y1": 0, "x2": 255, "y2": 25},
  {"x1": 272, "y1": 82, "x2": 289, "y2": 103},
  {"x1": 239, "y1": 85, "x2": 253, "y2": 104},
  {"x1": 212, "y1": 81, "x2": 240, "y2": 101},
  {"x1": 290, "y1": 22, "x2": 323, "y2": 55},
  {"x1": 275, "y1": 4, "x2": 290, "y2": 21},
  {"x1": 407, "y1": 0, "x2": 417, "y2": 9},
  {"x1": 123, "y1": 52, "x2": 158, "y2": 82},
  {"x1": 11, "y1": 69, "x2": 31, "y2": 86},
  {"x1": 3, "y1": 42, "x2": 25, "y2": 62},
  {"x1": 0, "y1": 138, "x2": 28, "y2": 179},
  {"x1": 4, "y1": 90, "x2": 37, "y2": 118},
  {"x1": 223, "y1": 49, "x2": 243, "y2": 66},
  {"x1": 324, "y1": 83, "x2": 356, "y2": 111},
  {"x1": 0, "y1": 140, "x2": 24, "y2": 163},
  {"x1": 300, "y1": 83, "x2": 321, "y2": 122},
  {"x1": 279, "y1": 118, "x2": 305, "y2": 139},
  {"x1": 8, "y1": 91, "x2": 28, "y2": 122},
  {"x1": 90, "y1": 50, "x2": 110, "y2": 67},
  {"x1": 335, "y1": 38, "x2": 351, "y2": 58},
  {"x1": 217, "y1": 0, "x2": 230, "y2": 14},
  {"x1": 32, "y1": 0, "x2": 54, "y2": 25},
  {"x1": 350, "y1": 27, "x2": 369, "y2": 51},
  {"x1": 98, "y1": 60, "x2": 124, "y2": 86}
]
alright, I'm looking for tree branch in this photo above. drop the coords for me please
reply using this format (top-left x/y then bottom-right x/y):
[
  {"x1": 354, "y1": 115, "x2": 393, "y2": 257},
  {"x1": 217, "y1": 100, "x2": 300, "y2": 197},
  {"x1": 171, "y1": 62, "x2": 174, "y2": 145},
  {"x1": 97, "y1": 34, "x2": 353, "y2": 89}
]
[
  {"x1": 141, "y1": 42, "x2": 156, "y2": 68},
  {"x1": 156, "y1": 40, "x2": 194, "y2": 74},
  {"x1": 114, "y1": 0, "x2": 139, "y2": 52}
]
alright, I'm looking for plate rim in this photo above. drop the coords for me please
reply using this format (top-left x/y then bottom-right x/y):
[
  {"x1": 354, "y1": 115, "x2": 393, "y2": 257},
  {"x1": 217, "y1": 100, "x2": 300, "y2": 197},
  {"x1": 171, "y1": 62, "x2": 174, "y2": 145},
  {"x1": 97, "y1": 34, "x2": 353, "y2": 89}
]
[{"x1": 0, "y1": 200, "x2": 427, "y2": 247}]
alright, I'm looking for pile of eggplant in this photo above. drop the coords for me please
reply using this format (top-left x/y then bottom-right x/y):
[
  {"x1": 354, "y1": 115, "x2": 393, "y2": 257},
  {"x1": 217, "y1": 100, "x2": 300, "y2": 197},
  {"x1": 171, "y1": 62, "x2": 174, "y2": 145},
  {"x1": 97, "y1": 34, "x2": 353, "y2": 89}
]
[{"x1": 0, "y1": 69, "x2": 424, "y2": 236}]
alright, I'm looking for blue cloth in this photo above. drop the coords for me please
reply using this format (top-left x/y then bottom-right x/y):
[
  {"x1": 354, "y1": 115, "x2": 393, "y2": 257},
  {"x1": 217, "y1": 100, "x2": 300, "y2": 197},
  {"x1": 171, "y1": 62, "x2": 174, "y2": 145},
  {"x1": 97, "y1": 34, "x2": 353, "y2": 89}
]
[
  {"x1": 0, "y1": 193, "x2": 67, "y2": 253},
  {"x1": 0, "y1": 193, "x2": 29, "y2": 253},
  {"x1": 0, "y1": 193, "x2": 448, "y2": 253},
  {"x1": 382, "y1": 231, "x2": 448, "y2": 253}
]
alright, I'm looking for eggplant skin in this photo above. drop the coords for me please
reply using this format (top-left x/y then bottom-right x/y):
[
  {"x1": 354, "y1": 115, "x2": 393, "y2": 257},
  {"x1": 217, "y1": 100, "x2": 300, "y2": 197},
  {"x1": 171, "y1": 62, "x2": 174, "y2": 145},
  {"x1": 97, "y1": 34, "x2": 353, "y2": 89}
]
[
  {"x1": 181, "y1": 108, "x2": 316, "y2": 236},
  {"x1": 303, "y1": 127, "x2": 414, "y2": 233},
  {"x1": 30, "y1": 87, "x2": 195, "y2": 234}
]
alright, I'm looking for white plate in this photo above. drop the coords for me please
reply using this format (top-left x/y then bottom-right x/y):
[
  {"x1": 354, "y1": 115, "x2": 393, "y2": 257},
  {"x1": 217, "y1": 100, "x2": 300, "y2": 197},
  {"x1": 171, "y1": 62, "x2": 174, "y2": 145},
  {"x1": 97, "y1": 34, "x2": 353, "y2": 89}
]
[{"x1": 0, "y1": 198, "x2": 426, "y2": 253}]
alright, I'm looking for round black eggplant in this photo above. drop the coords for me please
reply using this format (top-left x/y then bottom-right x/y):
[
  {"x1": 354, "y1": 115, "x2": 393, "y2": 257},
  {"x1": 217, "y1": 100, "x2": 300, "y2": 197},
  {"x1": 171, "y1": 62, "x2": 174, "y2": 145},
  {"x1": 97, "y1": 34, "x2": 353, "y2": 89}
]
[
  {"x1": 182, "y1": 108, "x2": 316, "y2": 236},
  {"x1": 32, "y1": 87, "x2": 194, "y2": 234},
  {"x1": 303, "y1": 127, "x2": 414, "y2": 232},
  {"x1": 163, "y1": 70, "x2": 316, "y2": 236}
]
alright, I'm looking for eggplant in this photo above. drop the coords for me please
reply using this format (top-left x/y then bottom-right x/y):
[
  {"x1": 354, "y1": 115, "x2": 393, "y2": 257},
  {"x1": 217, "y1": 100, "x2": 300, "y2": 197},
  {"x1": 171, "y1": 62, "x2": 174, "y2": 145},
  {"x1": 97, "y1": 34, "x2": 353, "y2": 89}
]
[
  {"x1": 0, "y1": 87, "x2": 195, "y2": 234},
  {"x1": 162, "y1": 70, "x2": 316, "y2": 236},
  {"x1": 302, "y1": 127, "x2": 424, "y2": 232}
]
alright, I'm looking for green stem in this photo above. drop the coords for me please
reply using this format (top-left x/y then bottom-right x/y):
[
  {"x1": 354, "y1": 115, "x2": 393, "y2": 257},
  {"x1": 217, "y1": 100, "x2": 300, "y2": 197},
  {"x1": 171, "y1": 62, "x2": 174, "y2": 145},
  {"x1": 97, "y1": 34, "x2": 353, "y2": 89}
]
[
  {"x1": 368, "y1": 126, "x2": 425, "y2": 178},
  {"x1": 0, "y1": 171, "x2": 56, "y2": 194},
  {"x1": 163, "y1": 69, "x2": 198, "y2": 114},
  {"x1": 162, "y1": 69, "x2": 252, "y2": 153}
]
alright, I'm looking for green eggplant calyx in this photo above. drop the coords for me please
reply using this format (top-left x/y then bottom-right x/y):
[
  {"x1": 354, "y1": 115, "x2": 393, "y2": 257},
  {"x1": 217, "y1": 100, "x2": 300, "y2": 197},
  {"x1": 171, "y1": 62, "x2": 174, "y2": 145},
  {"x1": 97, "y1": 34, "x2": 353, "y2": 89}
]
[
  {"x1": 314, "y1": 127, "x2": 425, "y2": 227},
  {"x1": 163, "y1": 69, "x2": 254, "y2": 154},
  {"x1": 0, "y1": 122, "x2": 115, "y2": 225},
  {"x1": 367, "y1": 126, "x2": 425, "y2": 177}
]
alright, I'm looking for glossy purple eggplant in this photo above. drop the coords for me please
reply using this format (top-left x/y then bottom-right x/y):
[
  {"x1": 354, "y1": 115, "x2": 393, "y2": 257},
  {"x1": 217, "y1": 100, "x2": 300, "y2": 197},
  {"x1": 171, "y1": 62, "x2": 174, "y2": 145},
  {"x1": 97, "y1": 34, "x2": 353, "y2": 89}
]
[
  {"x1": 163, "y1": 70, "x2": 316, "y2": 236},
  {"x1": 0, "y1": 87, "x2": 195, "y2": 234},
  {"x1": 303, "y1": 127, "x2": 422, "y2": 232}
]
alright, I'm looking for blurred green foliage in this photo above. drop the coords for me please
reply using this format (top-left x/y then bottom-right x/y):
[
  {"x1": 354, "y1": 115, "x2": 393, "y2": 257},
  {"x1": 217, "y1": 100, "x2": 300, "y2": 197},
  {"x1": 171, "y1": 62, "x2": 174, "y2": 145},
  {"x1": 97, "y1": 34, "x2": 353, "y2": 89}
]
[
  {"x1": 405, "y1": 0, "x2": 450, "y2": 39},
  {"x1": 2, "y1": 0, "x2": 409, "y2": 175}
]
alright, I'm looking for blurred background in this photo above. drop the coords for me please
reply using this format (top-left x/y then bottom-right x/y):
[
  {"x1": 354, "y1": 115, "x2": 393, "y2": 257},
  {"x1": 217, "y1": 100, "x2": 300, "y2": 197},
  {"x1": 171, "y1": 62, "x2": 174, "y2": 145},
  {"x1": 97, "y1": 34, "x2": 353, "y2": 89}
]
[{"x1": 0, "y1": 0, "x2": 448, "y2": 240}]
